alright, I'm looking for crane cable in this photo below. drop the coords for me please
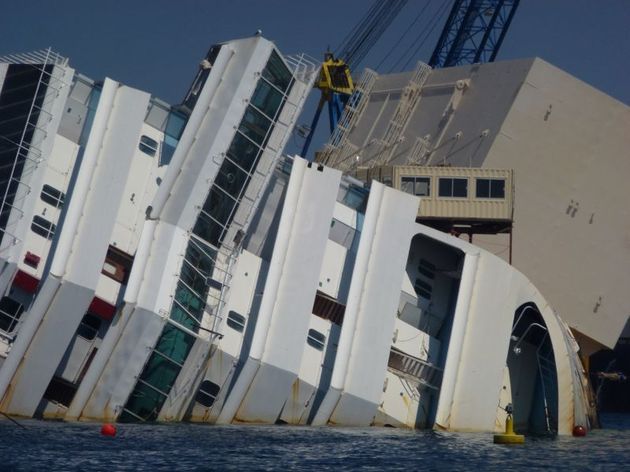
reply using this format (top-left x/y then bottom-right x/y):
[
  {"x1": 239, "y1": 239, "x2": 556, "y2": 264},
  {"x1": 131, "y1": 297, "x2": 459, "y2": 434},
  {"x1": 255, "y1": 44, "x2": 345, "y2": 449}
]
[
  {"x1": 376, "y1": 0, "x2": 434, "y2": 71},
  {"x1": 388, "y1": 0, "x2": 454, "y2": 72},
  {"x1": 334, "y1": 1, "x2": 382, "y2": 58},
  {"x1": 337, "y1": 0, "x2": 409, "y2": 70},
  {"x1": 346, "y1": 0, "x2": 408, "y2": 70}
]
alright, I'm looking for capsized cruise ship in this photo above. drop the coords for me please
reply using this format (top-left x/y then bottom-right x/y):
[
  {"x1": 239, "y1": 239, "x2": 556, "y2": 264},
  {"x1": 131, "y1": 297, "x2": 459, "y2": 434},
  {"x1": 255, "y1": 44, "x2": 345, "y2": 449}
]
[{"x1": 0, "y1": 36, "x2": 596, "y2": 435}]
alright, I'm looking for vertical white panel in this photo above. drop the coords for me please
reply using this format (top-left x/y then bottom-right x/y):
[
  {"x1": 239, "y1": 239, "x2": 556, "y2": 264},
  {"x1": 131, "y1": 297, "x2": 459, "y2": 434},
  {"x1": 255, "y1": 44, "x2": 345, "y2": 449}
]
[{"x1": 234, "y1": 161, "x2": 341, "y2": 422}]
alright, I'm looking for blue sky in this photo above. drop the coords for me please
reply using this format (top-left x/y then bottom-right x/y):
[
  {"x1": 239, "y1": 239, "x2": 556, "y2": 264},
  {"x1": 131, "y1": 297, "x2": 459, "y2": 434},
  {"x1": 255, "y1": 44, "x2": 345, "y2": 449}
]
[{"x1": 2, "y1": 0, "x2": 629, "y2": 155}]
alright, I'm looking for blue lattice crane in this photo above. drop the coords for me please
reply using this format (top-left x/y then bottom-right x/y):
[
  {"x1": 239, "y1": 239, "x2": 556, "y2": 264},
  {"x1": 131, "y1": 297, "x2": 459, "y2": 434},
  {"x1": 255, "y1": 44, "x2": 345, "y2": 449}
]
[{"x1": 428, "y1": 0, "x2": 520, "y2": 68}]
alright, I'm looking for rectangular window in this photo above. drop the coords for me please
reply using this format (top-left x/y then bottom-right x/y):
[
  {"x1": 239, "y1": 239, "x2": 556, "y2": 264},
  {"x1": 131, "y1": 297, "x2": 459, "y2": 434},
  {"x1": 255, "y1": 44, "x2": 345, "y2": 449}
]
[
  {"x1": 40, "y1": 184, "x2": 65, "y2": 208},
  {"x1": 43, "y1": 376, "x2": 77, "y2": 407},
  {"x1": 251, "y1": 79, "x2": 284, "y2": 120},
  {"x1": 160, "y1": 111, "x2": 187, "y2": 167},
  {"x1": 476, "y1": 178, "x2": 505, "y2": 199},
  {"x1": 0, "y1": 296, "x2": 24, "y2": 333},
  {"x1": 193, "y1": 187, "x2": 234, "y2": 246},
  {"x1": 101, "y1": 245, "x2": 134, "y2": 284},
  {"x1": 329, "y1": 218, "x2": 356, "y2": 250},
  {"x1": 76, "y1": 312, "x2": 102, "y2": 340},
  {"x1": 418, "y1": 259, "x2": 436, "y2": 280},
  {"x1": 226, "y1": 131, "x2": 262, "y2": 174},
  {"x1": 215, "y1": 159, "x2": 250, "y2": 200},
  {"x1": 31, "y1": 215, "x2": 56, "y2": 239},
  {"x1": 238, "y1": 106, "x2": 272, "y2": 147},
  {"x1": 154, "y1": 323, "x2": 196, "y2": 365},
  {"x1": 401, "y1": 176, "x2": 431, "y2": 196},
  {"x1": 414, "y1": 278, "x2": 432, "y2": 300},
  {"x1": 196, "y1": 380, "x2": 220, "y2": 407},
  {"x1": 341, "y1": 186, "x2": 367, "y2": 211},
  {"x1": 139, "y1": 135, "x2": 159, "y2": 157},
  {"x1": 307, "y1": 329, "x2": 326, "y2": 351},
  {"x1": 173, "y1": 282, "x2": 204, "y2": 324},
  {"x1": 226, "y1": 310, "x2": 246, "y2": 333},
  {"x1": 438, "y1": 178, "x2": 468, "y2": 198},
  {"x1": 262, "y1": 50, "x2": 292, "y2": 92}
]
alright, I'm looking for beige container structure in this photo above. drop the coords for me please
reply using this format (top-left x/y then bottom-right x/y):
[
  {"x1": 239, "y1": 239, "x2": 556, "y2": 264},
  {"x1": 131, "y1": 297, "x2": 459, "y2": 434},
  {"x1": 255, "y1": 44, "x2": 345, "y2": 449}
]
[{"x1": 359, "y1": 165, "x2": 513, "y2": 222}]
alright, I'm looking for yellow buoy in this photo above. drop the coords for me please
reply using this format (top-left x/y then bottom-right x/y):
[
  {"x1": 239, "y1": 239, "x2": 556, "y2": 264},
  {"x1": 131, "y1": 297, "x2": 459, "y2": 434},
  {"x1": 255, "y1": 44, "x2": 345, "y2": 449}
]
[{"x1": 494, "y1": 414, "x2": 525, "y2": 444}]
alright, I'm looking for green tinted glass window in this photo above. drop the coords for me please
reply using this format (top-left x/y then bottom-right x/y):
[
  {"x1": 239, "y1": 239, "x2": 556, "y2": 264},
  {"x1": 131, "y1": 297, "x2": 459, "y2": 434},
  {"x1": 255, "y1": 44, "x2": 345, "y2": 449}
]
[
  {"x1": 120, "y1": 382, "x2": 166, "y2": 422},
  {"x1": 193, "y1": 209, "x2": 224, "y2": 247},
  {"x1": 226, "y1": 131, "x2": 261, "y2": 173},
  {"x1": 251, "y1": 79, "x2": 284, "y2": 119},
  {"x1": 155, "y1": 323, "x2": 196, "y2": 364},
  {"x1": 262, "y1": 50, "x2": 292, "y2": 92},
  {"x1": 238, "y1": 106, "x2": 272, "y2": 146},
  {"x1": 185, "y1": 240, "x2": 216, "y2": 277},
  {"x1": 170, "y1": 302, "x2": 198, "y2": 331},
  {"x1": 174, "y1": 282, "x2": 204, "y2": 321},
  {"x1": 180, "y1": 262, "x2": 208, "y2": 297},
  {"x1": 139, "y1": 352, "x2": 181, "y2": 392},
  {"x1": 215, "y1": 159, "x2": 250, "y2": 200}
]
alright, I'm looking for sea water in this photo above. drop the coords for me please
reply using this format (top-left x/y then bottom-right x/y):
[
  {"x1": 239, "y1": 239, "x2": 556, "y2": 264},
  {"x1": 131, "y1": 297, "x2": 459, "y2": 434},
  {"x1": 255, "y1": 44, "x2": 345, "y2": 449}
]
[{"x1": 1, "y1": 413, "x2": 628, "y2": 471}]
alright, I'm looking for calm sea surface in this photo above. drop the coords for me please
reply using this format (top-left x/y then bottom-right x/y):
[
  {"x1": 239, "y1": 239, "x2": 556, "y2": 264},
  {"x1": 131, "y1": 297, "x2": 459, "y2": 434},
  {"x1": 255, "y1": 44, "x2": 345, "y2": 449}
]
[{"x1": 1, "y1": 413, "x2": 628, "y2": 471}]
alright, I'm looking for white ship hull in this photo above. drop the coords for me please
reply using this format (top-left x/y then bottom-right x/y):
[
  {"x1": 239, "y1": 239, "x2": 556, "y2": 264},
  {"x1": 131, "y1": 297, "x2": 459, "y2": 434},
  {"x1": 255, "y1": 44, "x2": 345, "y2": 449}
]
[{"x1": 0, "y1": 37, "x2": 596, "y2": 435}]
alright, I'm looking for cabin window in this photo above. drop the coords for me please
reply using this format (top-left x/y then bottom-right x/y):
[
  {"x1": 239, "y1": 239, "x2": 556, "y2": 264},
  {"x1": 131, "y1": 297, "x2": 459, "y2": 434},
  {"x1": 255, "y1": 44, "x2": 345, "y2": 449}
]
[
  {"x1": 226, "y1": 310, "x2": 246, "y2": 333},
  {"x1": 0, "y1": 296, "x2": 24, "y2": 333},
  {"x1": 196, "y1": 380, "x2": 220, "y2": 407},
  {"x1": 418, "y1": 259, "x2": 436, "y2": 280},
  {"x1": 307, "y1": 329, "x2": 326, "y2": 351},
  {"x1": 238, "y1": 106, "x2": 272, "y2": 147},
  {"x1": 101, "y1": 245, "x2": 134, "y2": 284},
  {"x1": 262, "y1": 50, "x2": 293, "y2": 92},
  {"x1": 329, "y1": 218, "x2": 356, "y2": 249},
  {"x1": 226, "y1": 131, "x2": 261, "y2": 174},
  {"x1": 43, "y1": 376, "x2": 77, "y2": 407},
  {"x1": 251, "y1": 79, "x2": 284, "y2": 120},
  {"x1": 476, "y1": 178, "x2": 505, "y2": 199},
  {"x1": 76, "y1": 312, "x2": 102, "y2": 340},
  {"x1": 342, "y1": 186, "x2": 368, "y2": 211},
  {"x1": 401, "y1": 176, "x2": 431, "y2": 196},
  {"x1": 438, "y1": 178, "x2": 468, "y2": 198},
  {"x1": 160, "y1": 112, "x2": 186, "y2": 167},
  {"x1": 138, "y1": 135, "x2": 159, "y2": 157},
  {"x1": 414, "y1": 278, "x2": 432, "y2": 301},
  {"x1": 31, "y1": 215, "x2": 56, "y2": 239},
  {"x1": 40, "y1": 184, "x2": 65, "y2": 209}
]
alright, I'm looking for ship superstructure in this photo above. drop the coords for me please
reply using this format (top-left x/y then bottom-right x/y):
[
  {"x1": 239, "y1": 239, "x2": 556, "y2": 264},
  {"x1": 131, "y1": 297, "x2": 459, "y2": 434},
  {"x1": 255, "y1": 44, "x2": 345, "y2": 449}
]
[{"x1": 0, "y1": 36, "x2": 597, "y2": 435}]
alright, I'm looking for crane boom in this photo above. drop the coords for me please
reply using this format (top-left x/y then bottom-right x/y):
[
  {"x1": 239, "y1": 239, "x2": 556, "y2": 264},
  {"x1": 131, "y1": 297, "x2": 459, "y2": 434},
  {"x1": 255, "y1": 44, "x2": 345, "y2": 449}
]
[{"x1": 428, "y1": 0, "x2": 520, "y2": 68}]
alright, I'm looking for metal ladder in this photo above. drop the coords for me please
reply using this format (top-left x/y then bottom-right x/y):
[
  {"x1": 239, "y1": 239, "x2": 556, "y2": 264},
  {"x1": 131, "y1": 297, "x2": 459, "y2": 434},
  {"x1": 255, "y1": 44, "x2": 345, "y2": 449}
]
[
  {"x1": 0, "y1": 48, "x2": 68, "y2": 253},
  {"x1": 536, "y1": 333, "x2": 558, "y2": 433},
  {"x1": 370, "y1": 61, "x2": 431, "y2": 167},
  {"x1": 322, "y1": 68, "x2": 378, "y2": 171}
]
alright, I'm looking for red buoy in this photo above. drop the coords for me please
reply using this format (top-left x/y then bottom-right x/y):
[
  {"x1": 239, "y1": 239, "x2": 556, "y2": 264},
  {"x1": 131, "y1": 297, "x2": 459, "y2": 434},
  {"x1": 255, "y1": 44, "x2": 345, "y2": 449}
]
[
  {"x1": 101, "y1": 423, "x2": 117, "y2": 437},
  {"x1": 572, "y1": 425, "x2": 586, "y2": 437}
]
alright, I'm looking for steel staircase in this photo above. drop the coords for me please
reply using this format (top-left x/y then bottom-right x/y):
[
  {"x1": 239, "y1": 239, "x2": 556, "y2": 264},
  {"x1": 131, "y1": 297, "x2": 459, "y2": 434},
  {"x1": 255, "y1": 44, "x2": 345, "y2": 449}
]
[{"x1": 388, "y1": 346, "x2": 443, "y2": 391}]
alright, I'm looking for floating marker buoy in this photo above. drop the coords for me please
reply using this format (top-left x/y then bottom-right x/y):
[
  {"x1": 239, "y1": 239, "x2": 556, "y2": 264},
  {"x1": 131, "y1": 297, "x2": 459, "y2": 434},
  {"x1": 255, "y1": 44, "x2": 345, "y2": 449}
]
[
  {"x1": 573, "y1": 425, "x2": 586, "y2": 437},
  {"x1": 494, "y1": 413, "x2": 525, "y2": 444},
  {"x1": 101, "y1": 423, "x2": 117, "y2": 437}
]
